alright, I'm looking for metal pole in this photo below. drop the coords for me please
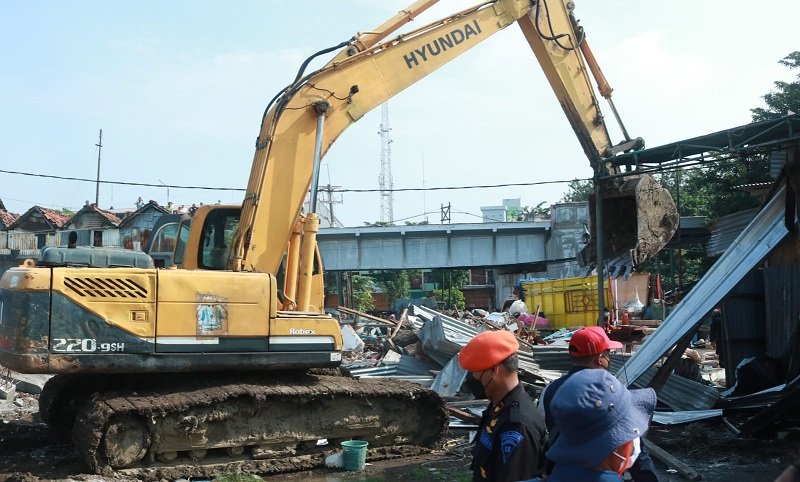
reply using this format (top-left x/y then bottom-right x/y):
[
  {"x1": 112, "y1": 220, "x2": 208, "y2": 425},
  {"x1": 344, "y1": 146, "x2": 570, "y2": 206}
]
[
  {"x1": 159, "y1": 180, "x2": 170, "y2": 205},
  {"x1": 595, "y1": 170, "x2": 605, "y2": 326},
  {"x1": 309, "y1": 102, "x2": 329, "y2": 213},
  {"x1": 95, "y1": 129, "x2": 103, "y2": 206}
]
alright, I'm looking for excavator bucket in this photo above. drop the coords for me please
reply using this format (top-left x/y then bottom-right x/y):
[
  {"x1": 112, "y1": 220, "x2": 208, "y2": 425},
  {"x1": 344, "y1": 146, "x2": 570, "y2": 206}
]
[{"x1": 580, "y1": 173, "x2": 679, "y2": 269}]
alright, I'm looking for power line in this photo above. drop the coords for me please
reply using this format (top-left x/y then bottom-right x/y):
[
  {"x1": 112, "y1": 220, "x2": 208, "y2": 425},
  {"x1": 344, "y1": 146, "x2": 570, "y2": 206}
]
[
  {"x1": 0, "y1": 153, "x2": 751, "y2": 197},
  {"x1": 0, "y1": 168, "x2": 245, "y2": 191},
  {"x1": 0, "y1": 167, "x2": 583, "y2": 193}
]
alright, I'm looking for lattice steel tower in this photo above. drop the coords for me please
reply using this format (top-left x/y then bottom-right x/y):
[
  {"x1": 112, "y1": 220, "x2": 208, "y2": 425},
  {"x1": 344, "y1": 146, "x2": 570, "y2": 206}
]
[{"x1": 378, "y1": 102, "x2": 394, "y2": 223}]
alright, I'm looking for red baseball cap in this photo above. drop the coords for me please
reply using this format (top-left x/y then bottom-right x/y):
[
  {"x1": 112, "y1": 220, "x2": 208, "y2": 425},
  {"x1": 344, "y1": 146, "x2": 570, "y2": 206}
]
[
  {"x1": 568, "y1": 326, "x2": 623, "y2": 357},
  {"x1": 459, "y1": 330, "x2": 519, "y2": 371}
]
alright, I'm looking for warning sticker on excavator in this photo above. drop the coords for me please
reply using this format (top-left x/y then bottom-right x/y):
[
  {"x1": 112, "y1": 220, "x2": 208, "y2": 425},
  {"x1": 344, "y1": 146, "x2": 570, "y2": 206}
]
[{"x1": 196, "y1": 293, "x2": 229, "y2": 336}]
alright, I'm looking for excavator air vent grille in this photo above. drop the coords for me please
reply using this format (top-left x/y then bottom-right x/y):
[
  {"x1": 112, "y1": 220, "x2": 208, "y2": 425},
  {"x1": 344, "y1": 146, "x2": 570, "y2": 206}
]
[{"x1": 64, "y1": 277, "x2": 148, "y2": 298}]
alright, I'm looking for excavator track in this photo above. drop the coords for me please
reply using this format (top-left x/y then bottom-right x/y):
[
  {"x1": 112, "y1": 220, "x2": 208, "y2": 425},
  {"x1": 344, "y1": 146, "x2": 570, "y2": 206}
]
[{"x1": 42, "y1": 372, "x2": 447, "y2": 476}]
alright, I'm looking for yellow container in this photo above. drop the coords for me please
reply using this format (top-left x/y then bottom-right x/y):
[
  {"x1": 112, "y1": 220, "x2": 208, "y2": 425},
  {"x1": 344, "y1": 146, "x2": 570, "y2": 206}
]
[{"x1": 521, "y1": 276, "x2": 610, "y2": 330}]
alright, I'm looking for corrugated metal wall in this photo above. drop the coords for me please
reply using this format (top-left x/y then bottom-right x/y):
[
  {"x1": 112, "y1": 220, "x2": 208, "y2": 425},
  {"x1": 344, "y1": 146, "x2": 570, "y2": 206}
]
[
  {"x1": 103, "y1": 229, "x2": 120, "y2": 247},
  {"x1": 721, "y1": 268, "x2": 766, "y2": 385},
  {"x1": 69, "y1": 212, "x2": 110, "y2": 230},
  {"x1": 7, "y1": 231, "x2": 54, "y2": 251},
  {"x1": 763, "y1": 264, "x2": 800, "y2": 359},
  {"x1": 58, "y1": 229, "x2": 120, "y2": 247}
]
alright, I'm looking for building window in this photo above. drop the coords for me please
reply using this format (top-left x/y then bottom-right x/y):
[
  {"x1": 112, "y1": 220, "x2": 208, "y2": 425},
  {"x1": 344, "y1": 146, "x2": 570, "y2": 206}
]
[{"x1": 93, "y1": 230, "x2": 103, "y2": 247}]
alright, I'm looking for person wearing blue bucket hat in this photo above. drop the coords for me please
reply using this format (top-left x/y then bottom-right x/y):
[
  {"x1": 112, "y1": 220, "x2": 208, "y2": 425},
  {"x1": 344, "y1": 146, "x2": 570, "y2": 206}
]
[
  {"x1": 526, "y1": 369, "x2": 656, "y2": 481},
  {"x1": 537, "y1": 326, "x2": 659, "y2": 481}
]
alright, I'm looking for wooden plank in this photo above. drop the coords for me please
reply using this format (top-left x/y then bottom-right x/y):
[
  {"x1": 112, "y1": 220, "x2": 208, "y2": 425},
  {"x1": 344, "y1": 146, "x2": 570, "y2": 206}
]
[
  {"x1": 447, "y1": 406, "x2": 481, "y2": 424},
  {"x1": 389, "y1": 308, "x2": 408, "y2": 340},
  {"x1": 642, "y1": 438, "x2": 702, "y2": 481},
  {"x1": 338, "y1": 306, "x2": 398, "y2": 326}
]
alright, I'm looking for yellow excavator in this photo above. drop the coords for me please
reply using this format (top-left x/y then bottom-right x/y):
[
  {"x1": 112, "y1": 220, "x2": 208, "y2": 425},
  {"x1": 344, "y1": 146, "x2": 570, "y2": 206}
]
[{"x1": 0, "y1": 0, "x2": 677, "y2": 474}]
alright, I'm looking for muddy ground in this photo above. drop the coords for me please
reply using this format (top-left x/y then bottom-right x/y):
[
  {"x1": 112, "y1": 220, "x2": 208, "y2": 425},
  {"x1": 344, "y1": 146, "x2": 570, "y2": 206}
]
[{"x1": 0, "y1": 392, "x2": 796, "y2": 482}]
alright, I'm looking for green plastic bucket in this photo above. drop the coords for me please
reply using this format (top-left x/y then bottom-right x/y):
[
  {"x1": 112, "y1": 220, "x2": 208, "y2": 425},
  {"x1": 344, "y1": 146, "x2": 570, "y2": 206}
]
[{"x1": 341, "y1": 439, "x2": 369, "y2": 471}]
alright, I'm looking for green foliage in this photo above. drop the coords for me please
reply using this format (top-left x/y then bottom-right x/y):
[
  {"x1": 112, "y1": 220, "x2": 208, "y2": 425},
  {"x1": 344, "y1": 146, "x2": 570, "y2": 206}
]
[
  {"x1": 60, "y1": 207, "x2": 76, "y2": 217},
  {"x1": 641, "y1": 52, "x2": 800, "y2": 290},
  {"x1": 404, "y1": 219, "x2": 430, "y2": 225},
  {"x1": 429, "y1": 269, "x2": 469, "y2": 291},
  {"x1": 505, "y1": 205, "x2": 521, "y2": 221},
  {"x1": 560, "y1": 179, "x2": 593, "y2": 202},
  {"x1": 433, "y1": 288, "x2": 465, "y2": 310},
  {"x1": 377, "y1": 270, "x2": 411, "y2": 308},
  {"x1": 508, "y1": 202, "x2": 550, "y2": 221},
  {"x1": 751, "y1": 51, "x2": 800, "y2": 121},
  {"x1": 351, "y1": 274, "x2": 376, "y2": 312},
  {"x1": 363, "y1": 220, "x2": 394, "y2": 227}
]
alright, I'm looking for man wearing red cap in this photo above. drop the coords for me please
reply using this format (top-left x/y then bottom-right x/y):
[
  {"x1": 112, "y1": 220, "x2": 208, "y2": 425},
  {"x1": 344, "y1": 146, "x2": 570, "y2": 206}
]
[
  {"x1": 537, "y1": 326, "x2": 658, "y2": 481},
  {"x1": 459, "y1": 330, "x2": 547, "y2": 482}
]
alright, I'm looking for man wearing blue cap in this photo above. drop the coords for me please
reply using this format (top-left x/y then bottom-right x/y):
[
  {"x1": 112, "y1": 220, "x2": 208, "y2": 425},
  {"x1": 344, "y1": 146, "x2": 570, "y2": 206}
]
[
  {"x1": 459, "y1": 330, "x2": 548, "y2": 482},
  {"x1": 523, "y1": 369, "x2": 657, "y2": 481}
]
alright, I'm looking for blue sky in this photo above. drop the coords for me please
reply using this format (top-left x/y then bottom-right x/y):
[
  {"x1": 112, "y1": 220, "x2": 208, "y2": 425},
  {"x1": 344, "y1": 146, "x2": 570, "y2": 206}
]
[{"x1": 2, "y1": 1, "x2": 798, "y2": 226}]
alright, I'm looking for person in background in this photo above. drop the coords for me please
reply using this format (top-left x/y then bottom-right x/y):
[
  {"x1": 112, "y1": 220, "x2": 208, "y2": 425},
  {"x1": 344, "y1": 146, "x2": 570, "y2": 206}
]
[
  {"x1": 523, "y1": 369, "x2": 657, "y2": 481},
  {"x1": 538, "y1": 325, "x2": 659, "y2": 481},
  {"x1": 67, "y1": 231, "x2": 78, "y2": 248},
  {"x1": 458, "y1": 330, "x2": 547, "y2": 482},
  {"x1": 709, "y1": 307, "x2": 722, "y2": 350}
]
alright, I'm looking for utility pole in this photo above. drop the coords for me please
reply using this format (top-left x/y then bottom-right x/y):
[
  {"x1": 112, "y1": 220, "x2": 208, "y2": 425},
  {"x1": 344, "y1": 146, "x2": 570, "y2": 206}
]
[
  {"x1": 95, "y1": 129, "x2": 103, "y2": 206},
  {"x1": 158, "y1": 180, "x2": 170, "y2": 205},
  {"x1": 440, "y1": 203, "x2": 451, "y2": 224},
  {"x1": 319, "y1": 184, "x2": 342, "y2": 227},
  {"x1": 378, "y1": 102, "x2": 394, "y2": 223}
]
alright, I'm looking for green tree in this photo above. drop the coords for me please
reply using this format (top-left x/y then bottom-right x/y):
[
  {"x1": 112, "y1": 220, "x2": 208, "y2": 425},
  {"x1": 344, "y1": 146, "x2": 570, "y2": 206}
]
[
  {"x1": 751, "y1": 51, "x2": 800, "y2": 122},
  {"x1": 377, "y1": 270, "x2": 411, "y2": 308},
  {"x1": 508, "y1": 202, "x2": 550, "y2": 221},
  {"x1": 560, "y1": 179, "x2": 593, "y2": 202},
  {"x1": 429, "y1": 269, "x2": 469, "y2": 291},
  {"x1": 351, "y1": 274, "x2": 376, "y2": 312},
  {"x1": 433, "y1": 288, "x2": 465, "y2": 310},
  {"x1": 363, "y1": 220, "x2": 394, "y2": 227},
  {"x1": 642, "y1": 52, "x2": 800, "y2": 291}
]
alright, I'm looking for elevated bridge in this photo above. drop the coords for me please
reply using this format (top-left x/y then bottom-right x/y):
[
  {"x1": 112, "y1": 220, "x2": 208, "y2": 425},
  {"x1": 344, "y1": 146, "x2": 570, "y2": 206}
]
[{"x1": 317, "y1": 221, "x2": 550, "y2": 271}]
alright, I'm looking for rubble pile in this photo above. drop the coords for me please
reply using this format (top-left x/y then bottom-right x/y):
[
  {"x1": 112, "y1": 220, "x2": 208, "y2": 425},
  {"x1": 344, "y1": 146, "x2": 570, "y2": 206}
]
[{"x1": 338, "y1": 304, "x2": 570, "y2": 411}]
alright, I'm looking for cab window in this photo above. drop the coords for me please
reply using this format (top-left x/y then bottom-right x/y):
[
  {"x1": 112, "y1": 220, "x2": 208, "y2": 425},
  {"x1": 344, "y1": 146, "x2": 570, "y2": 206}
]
[{"x1": 199, "y1": 209, "x2": 240, "y2": 270}]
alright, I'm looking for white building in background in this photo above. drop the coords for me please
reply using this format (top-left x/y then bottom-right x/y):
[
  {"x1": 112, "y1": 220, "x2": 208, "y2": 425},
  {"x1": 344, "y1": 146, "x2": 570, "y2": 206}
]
[{"x1": 480, "y1": 198, "x2": 521, "y2": 223}]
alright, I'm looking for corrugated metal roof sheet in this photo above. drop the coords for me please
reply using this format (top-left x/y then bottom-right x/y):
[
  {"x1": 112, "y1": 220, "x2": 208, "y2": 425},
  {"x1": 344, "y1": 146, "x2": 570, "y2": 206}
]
[
  {"x1": 706, "y1": 208, "x2": 758, "y2": 256},
  {"x1": 612, "y1": 356, "x2": 720, "y2": 411},
  {"x1": 618, "y1": 184, "x2": 789, "y2": 387}
]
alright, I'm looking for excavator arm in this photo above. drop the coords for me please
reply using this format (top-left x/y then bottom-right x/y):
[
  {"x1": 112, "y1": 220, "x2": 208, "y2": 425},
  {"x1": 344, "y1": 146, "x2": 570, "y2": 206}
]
[{"x1": 229, "y1": 0, "x2": 650, "y2": 281}]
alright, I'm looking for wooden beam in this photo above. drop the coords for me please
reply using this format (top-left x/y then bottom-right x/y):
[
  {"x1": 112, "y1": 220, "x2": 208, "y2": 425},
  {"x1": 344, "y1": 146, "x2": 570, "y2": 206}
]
[
  {"x1": 337, "y1": 306, "x2": 398, "y2": 326},
  {"x1": 643, "y1": 438, "x2": 702, "y2": 481},
  {"x1": 447, "y1": 406, "x2": 481, "y2": 424}
]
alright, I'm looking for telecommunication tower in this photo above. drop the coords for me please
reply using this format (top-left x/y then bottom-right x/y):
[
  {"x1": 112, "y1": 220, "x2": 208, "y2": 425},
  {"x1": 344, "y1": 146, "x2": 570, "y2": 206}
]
[{"x1": 378, "y1": 102, "x2": 394, "y2": 223}]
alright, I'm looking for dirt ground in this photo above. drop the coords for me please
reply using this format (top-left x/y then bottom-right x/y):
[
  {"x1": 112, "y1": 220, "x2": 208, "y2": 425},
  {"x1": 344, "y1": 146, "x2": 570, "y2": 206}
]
[{"x1": 1, "y1": 392, "x2": 797, "y2": 482}]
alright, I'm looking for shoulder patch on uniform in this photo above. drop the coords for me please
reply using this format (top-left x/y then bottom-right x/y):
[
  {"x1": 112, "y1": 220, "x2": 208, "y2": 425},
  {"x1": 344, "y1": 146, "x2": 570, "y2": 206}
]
[{"x1": 500, "y1": 430, "x2": 524, "y2": 463}]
